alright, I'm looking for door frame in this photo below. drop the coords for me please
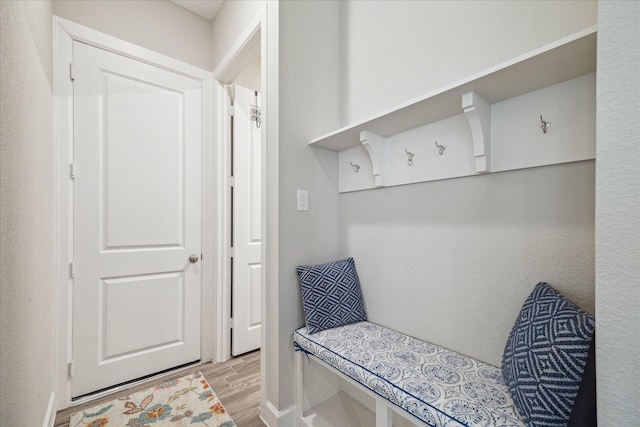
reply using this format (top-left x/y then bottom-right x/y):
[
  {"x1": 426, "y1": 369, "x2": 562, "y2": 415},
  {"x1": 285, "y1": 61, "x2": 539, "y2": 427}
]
[
  {"x1": 212, "y1": 6, "x2": 283, "y2": 425},
  {"x1": 53, "y1": 16, "x2": 214, "y2": 408},
  {"x1": 212, "y1": 15, "x2": 262, "y2": 363}
]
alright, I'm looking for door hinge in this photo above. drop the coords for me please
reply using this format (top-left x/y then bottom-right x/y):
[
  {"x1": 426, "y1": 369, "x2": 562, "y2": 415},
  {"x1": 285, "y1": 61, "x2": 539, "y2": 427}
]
[
  {"x1": 228, "y1": 318, "x2": 233, "y2": 329},
  {"x1": 68, "y1": 361, "x2": 74, "y2": 379},
  {"x1": 70, "y1": 163, "x2": 76, "y2": 180},
  {"x1": 227, "y1": 247, "x2": 234, "y2": 258},
  {"x1": 69, "y1": 63, "x2": 76, "y2": 81},
  {"x1": 227, "y1": 176, "x2": 235, "y2": 187},
  {"x1": 229, "y1": 105, "x2": 235, "y2": 117},
  {"x1": 69, "y1": 261, "x2": 75, "y2": 279}
]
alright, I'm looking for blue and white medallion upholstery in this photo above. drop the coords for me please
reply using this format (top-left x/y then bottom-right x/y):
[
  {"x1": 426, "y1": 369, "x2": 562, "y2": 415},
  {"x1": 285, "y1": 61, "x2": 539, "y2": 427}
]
[{"x1": 295, "y1": 321, "x2": 526, "y2": 427}]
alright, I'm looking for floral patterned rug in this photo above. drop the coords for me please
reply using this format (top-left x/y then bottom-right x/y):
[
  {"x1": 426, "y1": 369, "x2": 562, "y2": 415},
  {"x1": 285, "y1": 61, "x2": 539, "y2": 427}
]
[{"x1": 69, "y1": 371, "x2": 236, "y2": 427}]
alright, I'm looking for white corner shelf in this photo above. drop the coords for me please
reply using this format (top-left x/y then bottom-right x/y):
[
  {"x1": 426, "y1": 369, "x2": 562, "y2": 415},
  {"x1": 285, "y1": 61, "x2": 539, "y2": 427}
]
[{"x1": 309, "y1": 27, "x2": 597, "y2": 193}]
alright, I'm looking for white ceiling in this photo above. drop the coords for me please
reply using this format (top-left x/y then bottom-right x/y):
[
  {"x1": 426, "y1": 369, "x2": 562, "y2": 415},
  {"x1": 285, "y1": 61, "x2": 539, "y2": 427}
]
[{"x1": 170, "y1": 0, "x2": 224, "y2": 21}]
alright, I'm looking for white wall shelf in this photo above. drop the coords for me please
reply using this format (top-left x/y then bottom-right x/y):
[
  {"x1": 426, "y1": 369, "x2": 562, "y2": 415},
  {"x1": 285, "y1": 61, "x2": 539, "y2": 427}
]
[{"x1": 309, "y1": 27, "x2": 597, "y2": 193}]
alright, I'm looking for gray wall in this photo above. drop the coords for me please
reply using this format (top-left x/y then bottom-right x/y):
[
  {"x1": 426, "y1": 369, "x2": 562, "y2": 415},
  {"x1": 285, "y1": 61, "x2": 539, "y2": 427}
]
[
  {"x1": 276, "y1": 0, "x2": 343, "y2": 409},
  {"x1": 596, "y1": 1, "x2": 640, "y2": 423},
  {"x1": 340, "y1": 161, "x2": 595, "y2": 366},
  {"x1": 0, "y1": 1, "x2": 56, "y2": 425},
  {"x1": 53, "y1": 0, "x2": 214, "y2": 70},
  {"x1": 340, "y1": 0, "x2": 597, "y2": 125}
]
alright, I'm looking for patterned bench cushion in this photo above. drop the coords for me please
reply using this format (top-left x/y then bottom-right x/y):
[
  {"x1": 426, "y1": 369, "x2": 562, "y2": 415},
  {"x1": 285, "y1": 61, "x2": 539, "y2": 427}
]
[{"x1": 295, "y1": 321, "x2": 525, "y2": 427}]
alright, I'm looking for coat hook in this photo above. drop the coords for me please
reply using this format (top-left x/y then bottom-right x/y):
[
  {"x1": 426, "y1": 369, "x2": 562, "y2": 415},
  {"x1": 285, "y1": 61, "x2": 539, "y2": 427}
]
[
  {"x1": 404, "y1": 148, "x2": 414, "y2": 166},
  {"x1": 435, "y1": 141, "x2": 445, "y2": 155},
  {"x1": 251, "y1": 91, "x2": 261, "y2": 128},
  {"x1": 350, "y1": 162, "x2": 360, "y2": 173},
  {"x1": 540, "y1": 115, "x2": 551, "y2": 134}
]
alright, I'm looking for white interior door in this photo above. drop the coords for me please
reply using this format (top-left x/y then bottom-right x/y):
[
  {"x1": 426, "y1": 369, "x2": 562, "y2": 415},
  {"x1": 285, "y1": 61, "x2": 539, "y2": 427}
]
[
  {"x1": 72, "y1": 41, "x2": 202, "y2": 397},
  {"x1": 231, "y1": 85, "x2": 262, "y2": 356}
]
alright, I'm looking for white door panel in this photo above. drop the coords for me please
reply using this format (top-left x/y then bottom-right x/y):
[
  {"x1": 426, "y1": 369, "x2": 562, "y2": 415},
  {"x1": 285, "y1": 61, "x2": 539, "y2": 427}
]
[
  {"x1": 103, "y1": 72, "x2": 184, "y2": 248},
  {"x1": 248, "y1": 264, "x2": 262, "y2": 327},
  {"x1": 72, "y1": 41, "x2": 202, "y2": 397},
  {"x1": 232, "y1": 85, "x2": 262, "y2": 356},
  {"x1": 100, "y1": 271, "x2": 186, "y2": 359}
]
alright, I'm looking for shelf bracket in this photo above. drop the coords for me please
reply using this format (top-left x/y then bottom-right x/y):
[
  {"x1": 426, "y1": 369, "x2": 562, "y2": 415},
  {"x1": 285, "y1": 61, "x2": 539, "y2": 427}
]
[
  {"x1": 462, "y1": 91, "x2": 491, "y2": 173},
  {"x1": 360, "y1": 131, "x2": 386, "y2": 187}
]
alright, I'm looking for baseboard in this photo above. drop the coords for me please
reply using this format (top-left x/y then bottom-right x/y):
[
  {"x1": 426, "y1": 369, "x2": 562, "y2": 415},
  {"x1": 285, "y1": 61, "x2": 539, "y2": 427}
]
[
  {"x1": 42, "y1": 392, "x2": 56, "y2": 427},
  {"x1": 260, "y1": 400, "x2": 295, "y2": 427}
]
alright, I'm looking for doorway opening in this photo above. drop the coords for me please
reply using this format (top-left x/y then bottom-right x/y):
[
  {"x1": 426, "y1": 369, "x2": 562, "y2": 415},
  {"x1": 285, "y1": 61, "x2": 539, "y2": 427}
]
[{"x1": 214, "y1": 26, "x2": 263, "y2": 360}]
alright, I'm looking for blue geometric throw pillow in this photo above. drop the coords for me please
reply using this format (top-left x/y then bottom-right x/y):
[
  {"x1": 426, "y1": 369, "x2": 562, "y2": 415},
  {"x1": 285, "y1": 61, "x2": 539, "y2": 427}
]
[
  {"x1": 297, "y1": 257, "x2": 367, "y2": 334},
  {"x1": 502, "y1": 282, "x2": 595, "y2": 426}
]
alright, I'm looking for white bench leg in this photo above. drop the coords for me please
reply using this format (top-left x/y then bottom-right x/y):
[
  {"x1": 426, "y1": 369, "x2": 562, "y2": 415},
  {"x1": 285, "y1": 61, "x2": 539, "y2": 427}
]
[
  {"x1": 376, "y1": 397, "x2": 392, "y2": 427},
  {"x1": 295, "y1": 347, "x2": 305, "y2": 425}
]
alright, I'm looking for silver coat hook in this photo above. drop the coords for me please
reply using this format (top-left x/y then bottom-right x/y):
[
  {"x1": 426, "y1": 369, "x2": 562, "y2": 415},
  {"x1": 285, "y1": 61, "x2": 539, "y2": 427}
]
[
  {"x1": 251, "y1": 90, "x2": 261, "y2": 128},
  {"x1": 540, "y1": 115, "x2": 551, "y2": 134},
  {"x1": 435, "y1": 141, "x2": 445, "y2": 155},
  {"x1": 405, "y1": 148, "x2": 414, "y2": 166},
  {"x1": 350, "y1": 162, "x2": 360, "y2": 173}
]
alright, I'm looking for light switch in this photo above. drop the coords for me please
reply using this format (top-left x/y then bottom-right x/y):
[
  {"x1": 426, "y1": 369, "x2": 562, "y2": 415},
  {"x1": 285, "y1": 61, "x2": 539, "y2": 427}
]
[{"x1": 297, "y1": 189, "x2": 309, "y2": 211}]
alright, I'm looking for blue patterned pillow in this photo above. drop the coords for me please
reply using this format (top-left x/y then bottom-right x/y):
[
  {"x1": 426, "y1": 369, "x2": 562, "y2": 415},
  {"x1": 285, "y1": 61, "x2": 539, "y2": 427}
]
[
  {"x1": 502, "y1": 282, "x2": 595, "y2": 426},
  {"x1": 297, "y1": 258, "x2": 367, "y2": 334}
]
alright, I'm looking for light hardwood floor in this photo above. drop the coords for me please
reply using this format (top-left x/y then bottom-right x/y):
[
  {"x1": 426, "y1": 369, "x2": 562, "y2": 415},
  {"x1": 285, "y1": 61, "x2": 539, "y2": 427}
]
[{"x1": 54, "y1": 351, "x2": 265, "y2": 427}]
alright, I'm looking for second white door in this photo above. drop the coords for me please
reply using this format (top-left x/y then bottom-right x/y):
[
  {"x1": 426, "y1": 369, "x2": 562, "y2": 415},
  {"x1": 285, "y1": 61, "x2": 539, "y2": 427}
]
[{"x1": 231, "y1": 85, "x2": 262, "y2": 356}]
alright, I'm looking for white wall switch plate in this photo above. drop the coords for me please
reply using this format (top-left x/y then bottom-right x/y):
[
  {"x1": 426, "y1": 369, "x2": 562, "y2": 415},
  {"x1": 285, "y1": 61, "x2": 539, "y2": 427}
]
[{"x1": 297, "y1": 189, "x2": 309, "y2": 211}]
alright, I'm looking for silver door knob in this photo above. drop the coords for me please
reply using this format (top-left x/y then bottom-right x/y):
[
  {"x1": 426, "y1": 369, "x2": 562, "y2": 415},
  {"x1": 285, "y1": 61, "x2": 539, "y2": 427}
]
[{"x1": 189, "y1": 254, "x2": 199, "y2": 263}]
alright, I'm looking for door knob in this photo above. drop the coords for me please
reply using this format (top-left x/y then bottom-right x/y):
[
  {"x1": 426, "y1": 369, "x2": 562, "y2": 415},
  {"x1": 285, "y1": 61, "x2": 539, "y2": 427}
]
[{"x1": 189, "y1": 254, "x2": 199, "y2": 263}]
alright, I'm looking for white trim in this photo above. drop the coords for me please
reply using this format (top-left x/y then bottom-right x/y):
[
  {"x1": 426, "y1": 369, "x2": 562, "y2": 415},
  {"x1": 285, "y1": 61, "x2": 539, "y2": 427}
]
[
  {"x1": 53, "y1": 16, "x2": 214, "y2": 408},
  {"x1": 53, "y1": 15, "x2": 75, "y2": 409},
  {"x1": 261, "y1": 400, "x2": 295, "y2": 427},
  {"x1": 54, "y1": 17, "x2": 210, "y2": 80},
  {"x1": 213, "y1": 80, "x2": 232, "y2": 361},
  {"x1": 42, "y1": 392, "x2": 56, "y2": 427},
  {"x1": 212, "y1": 13, "x2": 262, "y2": 83},
  {"x1": 264, "y1": 0, "x2": 280, "y2": 424},
  {"x1": 200, "y1": 72, "x2": 216, "y2": 363}
]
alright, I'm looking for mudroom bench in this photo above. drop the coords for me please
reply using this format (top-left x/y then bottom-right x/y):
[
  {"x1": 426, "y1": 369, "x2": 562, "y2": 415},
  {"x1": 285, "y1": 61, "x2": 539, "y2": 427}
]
[
  {"x1": 294, "y1": 321, "x2": 524, "y2": 427},
  {"x1": 294, "y1": 257, "x2": 595, "y2": 427}
]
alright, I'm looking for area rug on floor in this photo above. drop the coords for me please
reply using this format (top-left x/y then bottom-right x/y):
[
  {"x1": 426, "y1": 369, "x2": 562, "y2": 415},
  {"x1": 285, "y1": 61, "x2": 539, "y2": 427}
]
[{"x1": 69, "y1": 371, "x2": 236, "y2": 427}]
